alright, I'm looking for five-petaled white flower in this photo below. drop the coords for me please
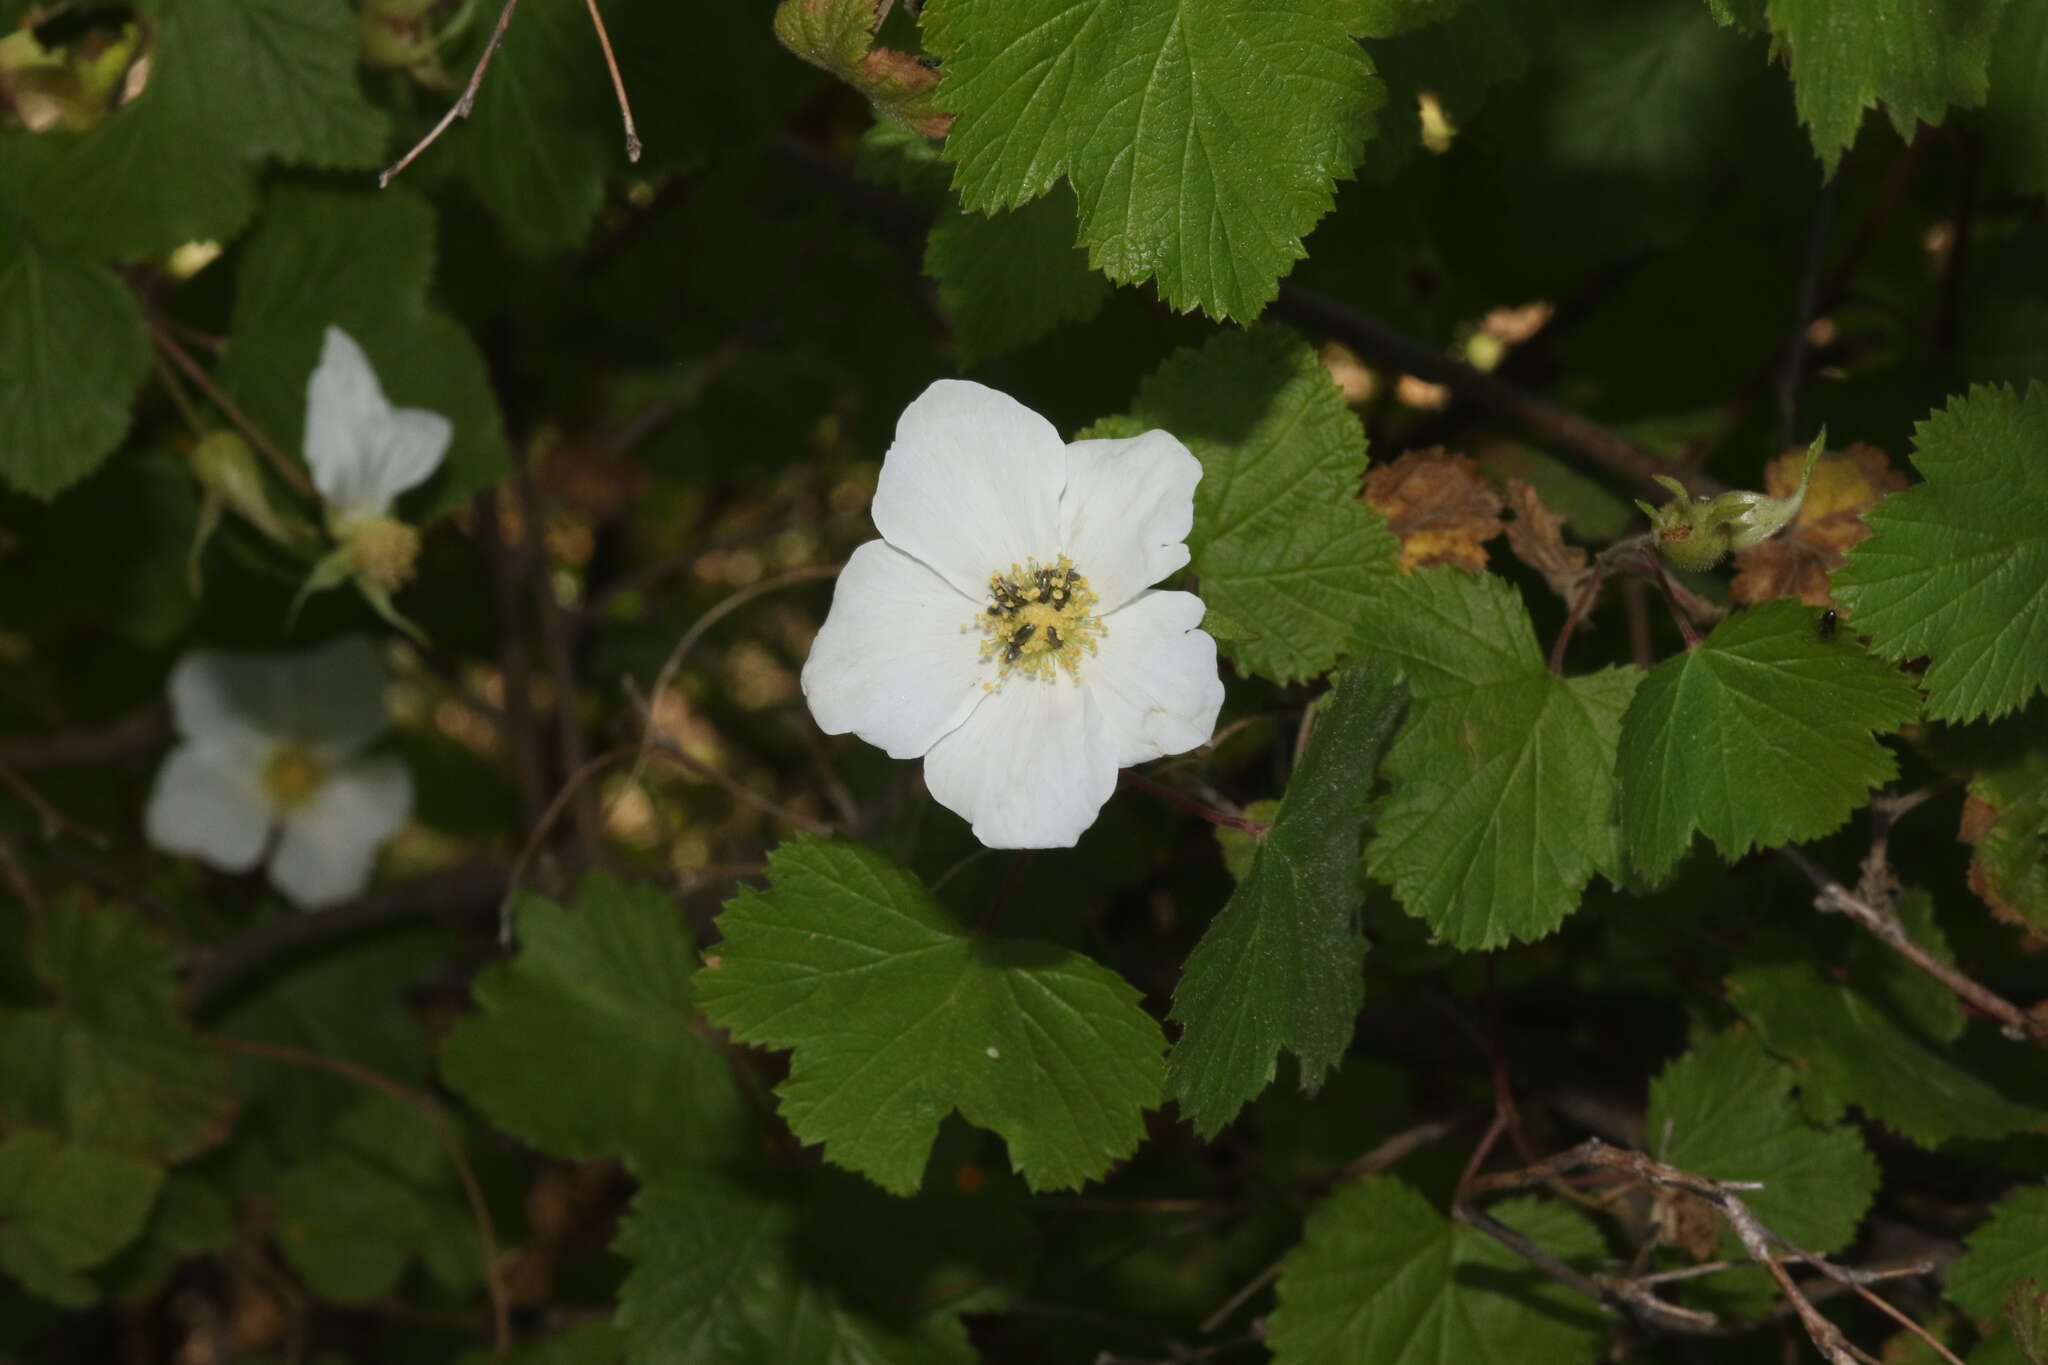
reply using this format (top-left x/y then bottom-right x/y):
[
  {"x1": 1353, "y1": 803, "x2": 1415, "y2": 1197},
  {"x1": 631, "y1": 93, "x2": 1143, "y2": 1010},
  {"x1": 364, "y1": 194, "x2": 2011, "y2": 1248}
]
[
  {"x1": 145, "y1": 635, "x2": 414, "y2": 909},
  {"x1": 802, "y1": 380, "x2": 1224, "y2": 848},
  {"x1": 298, "y1": 326, "x2": 453, "y2": 634}
]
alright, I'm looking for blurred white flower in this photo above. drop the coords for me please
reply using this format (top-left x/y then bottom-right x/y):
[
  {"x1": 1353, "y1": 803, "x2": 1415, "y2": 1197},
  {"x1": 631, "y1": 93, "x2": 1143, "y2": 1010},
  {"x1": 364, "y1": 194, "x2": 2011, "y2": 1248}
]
[
  {"x1": 145, "y1": 635, "x2": 413, "y2": 909},
  {"x1": 297, "y1": 327, "x2": 452, "y2": 638},
  {"x1": 802, "y1": 380, "x2": 1223, "y2": 848}
]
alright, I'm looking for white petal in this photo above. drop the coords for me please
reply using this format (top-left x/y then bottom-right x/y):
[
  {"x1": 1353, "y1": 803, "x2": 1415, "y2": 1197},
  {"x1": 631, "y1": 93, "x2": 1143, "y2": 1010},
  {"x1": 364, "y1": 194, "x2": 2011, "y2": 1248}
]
[
  {"x1": 1088, "y1": 591, "x2": 1225, "y2": 767},
  {"x1": 870, "y1": 380, "x2": 1066, "y2": 599},
  {"x1": 145, "y1": 743, "x2": 272, "y2": 871},
  {"x1": 168, "y1": 649, "x2": 290, "y2": 745},
  {"x1": 922, "y1": 678, "x2": 1118, "y2": 848},
  {"x1": 283, "y1": 635, "x2": 391, "y2": 757},
  {"x1": 1059, "y1": 429, "x2": 1200, "y2": 610},
  {"x1": 801, "y1": 540, "x2": 992, "y2": 759},
  {"x1": 167, "y1": 637, "x2": 390, "y2": 756},
  {"x1": 268, "y1": 754, "x2": 412, "y2": 909},
  {"x1": 304, "y1": 326, "x2": 451, "y2": 521}
]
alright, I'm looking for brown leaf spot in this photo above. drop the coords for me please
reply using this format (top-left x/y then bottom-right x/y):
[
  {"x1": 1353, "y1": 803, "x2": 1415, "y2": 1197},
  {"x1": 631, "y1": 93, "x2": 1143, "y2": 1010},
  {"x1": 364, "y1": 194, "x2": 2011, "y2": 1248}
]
[{"x1": 1363, "y1": 447, "x2": 1504, "y2": 574}]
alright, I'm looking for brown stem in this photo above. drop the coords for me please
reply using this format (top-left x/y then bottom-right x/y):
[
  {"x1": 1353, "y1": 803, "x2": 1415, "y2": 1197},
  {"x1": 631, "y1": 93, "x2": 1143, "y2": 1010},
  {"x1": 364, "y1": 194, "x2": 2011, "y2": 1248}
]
[
  {"x1": 1117, "y1": 770, "x2": 1269, "y2": 836},
  {"x1": 513, "y1": 463, "x2": 602, "y2": 862},
  {"x1": 216, "y1": 1037, "x2": 510, "y2": 1354},
  {"x1": 1779, "y1": 845, "x2": 2048, "y2": 1047},
  {"x1": 0, "y1": 703, "x2": 167, "y2": 771},
  {"x1": 146, "y1": 319, "x2": 315, "y2": 497},
  {"x1": 380, "y1": 0, "x2": 523, "y2": 188},
  {"x1": 622, "y1": 685, "x2": 835, "y2": 836},
  {"x1": 474, "y1": 489, "x2": 549, "y2": 832},
  {"x1": 580, "y1": 0, "x2": 640, "y2": 162}
]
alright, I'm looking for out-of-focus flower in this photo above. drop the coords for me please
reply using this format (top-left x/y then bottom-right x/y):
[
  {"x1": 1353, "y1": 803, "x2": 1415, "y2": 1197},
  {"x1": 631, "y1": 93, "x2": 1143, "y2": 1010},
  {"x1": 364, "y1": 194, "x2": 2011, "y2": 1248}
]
[
  {"x1": 145, "y1": 635, "x2": 413, "y2": 909},
  {"x1": 801, "y1": 380, "x2": 1223, "y2": 848},
  {"x1": 297, "y1": 327, "x2": 451, "y2": 640}
]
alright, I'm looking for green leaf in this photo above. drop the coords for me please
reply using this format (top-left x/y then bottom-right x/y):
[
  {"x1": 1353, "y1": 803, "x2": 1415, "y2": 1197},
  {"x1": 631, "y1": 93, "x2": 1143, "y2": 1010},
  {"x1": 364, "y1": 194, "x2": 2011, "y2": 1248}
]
[
  {"x1": 924, "y1": 0, "x2": 1385, "y2": 319},
  {"x1": 0, "y1": 900, "x2": 236, "y2": 1162},
  {"x1": 1616, "y1": 598, "x2": 1921, "y2": 883},
  {"x1": 458, "y1": 1323, "x2": 624, "y2": 1365},
  {"x1": 1267, "y1": 1177, "x2": 1608, "y2": 1364},
  {"x1": 1726, "y1": 896, "x2": 2042, "y2": 1146},
  {"x1": 0, "y1": 236, "x2": 149, "y2": 498},
  {"x1": 1109, "y1": 326, "x2": 1399, "y2": 684},
  {"x1": 1362, "y1": 569, "x2": 1640, "y2": 947},
  {"x1": 0, "y1": 0, "x2": 386, "y2": 259},
  {"x1": 1646, "y1": 1032, "x2": 1878, "y2": 1254},
  {"x1": 1835, "y1": 384, "x2": 2048, "y2": 724},
  {"x1": 1985, "y1": 2, "x2": 2048, "y2": 195},
  {"x1": 0, "y1": 1131, "x2": 162, "y2": 1308},
  {"x1": 617, "y1": 1167, "x2": 987, "y2": 1364},
  {"x1": 104, "y1": 1173, "x2": 235, "y2": 1306},
  {"x1": 217, "y1": 186, "x2": 509, "y2": 518},
  {"x1": 274, "y1": 1093, "x2": 478, "y2": 1303},
  {"x1": 458, "y1": 0, "x2": 614, "y2": 254},
  {"x1": 1968, "y1": 747, "x2": 2048, "y2": 932},
  {"x1": 440, "y1": 874, "x2": 749, "y2": 1177},
  {"x1": 1760, "y1": 0, "x2": 2009, "y2": 173},
  {"x1": 696, "y1": 837, "x2": 1165, "y2": 1194},
  {"x1": 927, "y1": 187, "x2": 1109, "y2": 366},
  {"x1": 1167, "y1": 659, "x2": 1408, "y2": 1136},
  {"x1": 1951, "y1": 1185, "x2": 2048, "y2": 1324}
]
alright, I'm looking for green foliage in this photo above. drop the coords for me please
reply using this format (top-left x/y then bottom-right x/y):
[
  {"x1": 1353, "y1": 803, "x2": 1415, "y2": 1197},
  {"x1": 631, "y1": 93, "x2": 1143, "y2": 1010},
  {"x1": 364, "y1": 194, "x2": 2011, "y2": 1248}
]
[
  {"x1": 459, "y1": 1323, "x2": 624, "y2": 1365},
  {"x1": 926, "y1": 188, "x2": 1109, "y2": 366},
  {"x1": 1969, "y1": 747, "x2": 2048, "y2": 931},
  {"x1": 1167, "y1": 659, "x2": 1407, "y2": 1136},
  {"x1": 0, "y1": 900, "x2": 235, "y2": 1162},
  {"x1": 1985, "y1": 3, "x2": 2048, "y2": 195},
  {"x1": 1834, "y1": 384, "x2": 2048, "y2": 723},
  {"x1": 1733, "y1": 0, "x2": 2009, "y2": 173},
  {"x1": 0, "y1": 236, "x2": 148, "y2": 497},
  {"x1": 1617, "y1": 598, "x2": 1921, "y2": 883},
  {"x1": 1728, "y1": 895, "x2": 2042, "y2": 1145},
  {"x1": 1363, "y1": 569, "x2": 1640, "y2": 947},
  {"x1": 440, "y1": 874, "x2": 748, "y2": 1176},
  {"x1": 216, "y1": 186, "x2": 508, "y2": 518},
  {"x1": 1950, "y1": 1185, "x2": 2048, "y2": 1324},
  {"x1": 698, "y1": 837, "x2": 1165, "y2": 1194},
  {"x1": 0, "y1": 1131, "x2": 162, "y2": 1307},
  {"x1": 1645, "y1": 1031, "x2": 1878, "y2": 1253},
  {"x1": 924, "y1": 0, "x2": 1384, "y2": 318},
  {"x1": 616, "y1": 1166, "x2": 988, "y2": 1364},
  {"x1": 1105, "y1": 326, "x2": 1399, "y2": 684},
  {"x1": 1266, "y1": 1177, "x2": 1607, "y2": 1364}
]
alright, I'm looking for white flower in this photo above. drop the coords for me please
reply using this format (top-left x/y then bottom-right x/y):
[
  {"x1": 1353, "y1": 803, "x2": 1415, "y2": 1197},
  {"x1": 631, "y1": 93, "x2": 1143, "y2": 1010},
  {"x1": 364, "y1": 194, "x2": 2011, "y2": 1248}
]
[
  {"x1": 296, "y1": 327, "x2": 452, "y2": 634},
  {"x1": 801, "y1": 380, "x2": 1224, "y2": 848},
  {"x1": 144, "y1": 635, "x2": 414, "y2": 909}
]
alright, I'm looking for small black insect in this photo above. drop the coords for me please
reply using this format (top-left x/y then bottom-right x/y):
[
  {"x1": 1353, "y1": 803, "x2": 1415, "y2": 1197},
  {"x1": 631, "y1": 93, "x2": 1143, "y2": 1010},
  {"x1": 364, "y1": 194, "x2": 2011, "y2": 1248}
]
[
  {"x1": 1045, "y1": 625, "x2": 1061, "y2": 649},
  {"x1": 1816, "y1": 608, "x2": 1838, "y2": 642},
  {"x1": 1002, "y1": 623, "x2": 1036, "y2": 662}
]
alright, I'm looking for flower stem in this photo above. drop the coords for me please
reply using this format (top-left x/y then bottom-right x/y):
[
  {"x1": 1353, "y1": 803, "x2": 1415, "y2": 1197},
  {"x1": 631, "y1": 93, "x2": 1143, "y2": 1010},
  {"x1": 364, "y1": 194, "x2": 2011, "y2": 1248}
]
[{"x1": 1120, "y1": 770, "x2": 1268, "y2": 836}]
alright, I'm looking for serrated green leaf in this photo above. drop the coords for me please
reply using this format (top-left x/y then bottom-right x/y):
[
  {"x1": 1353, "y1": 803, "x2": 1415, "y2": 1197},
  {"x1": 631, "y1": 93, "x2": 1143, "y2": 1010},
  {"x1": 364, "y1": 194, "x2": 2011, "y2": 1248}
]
[
  {"x1": 1970, "y1": 749, "x2": 2048, "y2": 931},
  {"x1": 0, "y1": 900, "x2": 235, "y2": 1162},
  {"x1": 1647, "y1": 1032, "x2": 1878, "y2": 1254},
  {"x1": 1761, "y1": 0, "x2": 2008, "y2": 173},
  {"x1": 1617, "y1": 598, "x2": 1921, "y2": 883},
  {"x1": 697, "y1": 837, "x2": 1164, "y2": 1194},
  {"x1": 1835, "y1": 384, "x2": 2048, "y2": 724},
  {"x1": 0, "y1": 236, "x2": 149, "y2": 497},
  {"x1": 458, "y1": 0, "x2": 612, "y2": 254},
  {"x1": 217, "y1": 186, "x2": 508, "y2": 519},
  {"x1": 924, "y1": 0, "x2": 1384, "y2": 319},
  {"x1": 1727, "y1": 933, "x2": 2042, "y2": 1148},
  {"x1": 440, "y1": 874, "x2": 748, "y2": 1177},
  {"x1": 1951, "y1": 1186, "x2": 2048, "y2": 1325},
  {"x1": 1111, "y1": 326, "x2": 1398, "y2": 683},
  {"x1": 1167, "y1": 660, "x2": 1407, "y2": 1137},
  {"x1": 616, "y1": 1167, "x2": 982, "y2": 1364},
  {"x1": 1985, "y1": 3, "x2": 2048, "y2": 195},
  {"x1": 1360, "y1": 569, "x2": 1639, "y2": 948},
  {"x1": 1268, "y1": 1177, "x2": 1608, "y2": 1364},
  {"x1": 104, "y1": 1172, "x2": 235, "y2": 1306},
  {"x1": 0, "y1": 0, "x2": 386, "y2": 259},
  {"x1": 927, "y1": 188, "x2": 1109, "y2": 366},
  {"x1": 0, "y1": 1131, "x2": 162, "y2": 1308},
  {"x1": 274, "y1": 1093, "x2": 478, "y2": 1303}
]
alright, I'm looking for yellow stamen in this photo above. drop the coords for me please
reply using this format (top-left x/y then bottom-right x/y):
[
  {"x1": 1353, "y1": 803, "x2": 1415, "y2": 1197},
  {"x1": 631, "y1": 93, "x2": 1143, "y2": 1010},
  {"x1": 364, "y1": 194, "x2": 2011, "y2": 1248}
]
[
  {"x1": 343, "y1": 515, "x2": 422, "y2": 591},
  {"x1": 972, "y1": 554, "x2": 1104, "y2": 685},
  {"x1": 261, "y1": 742, "x2": 328, "y2": 811}
]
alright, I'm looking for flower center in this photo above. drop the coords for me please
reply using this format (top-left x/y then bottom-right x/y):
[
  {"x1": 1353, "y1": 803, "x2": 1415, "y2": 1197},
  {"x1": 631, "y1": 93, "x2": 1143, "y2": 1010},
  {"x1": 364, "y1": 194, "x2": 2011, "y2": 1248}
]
[
  {"x1": 343, "y1": 515, "x2": 422, "y2": 591},
  {"x1": 974, "y1": 555, "x2": 1103, "y2": 683},
  {"x1": 261, "y1": 742, "x2": 329, "y2": 811}
]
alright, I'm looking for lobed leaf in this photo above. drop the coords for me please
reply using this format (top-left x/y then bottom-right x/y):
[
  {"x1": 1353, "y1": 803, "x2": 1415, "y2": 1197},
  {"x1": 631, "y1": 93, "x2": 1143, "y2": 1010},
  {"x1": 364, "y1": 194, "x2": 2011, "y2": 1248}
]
[
  {"x1": 1167, "y1": 659, "x2": 1407, "y2": 1136},
  {"x1": 926, "y1": 187, "x2": 1109, "y2": 366},
  {"x1": 0, "y1": 1131, "x2": 162, "y2": 1308},
  {"x1": 1949, "y1": 1185, "x2": 2048, "y2": 1324},
  {"x1": 697, "y1": 837, "x2": 1165, "y2": 1194}
]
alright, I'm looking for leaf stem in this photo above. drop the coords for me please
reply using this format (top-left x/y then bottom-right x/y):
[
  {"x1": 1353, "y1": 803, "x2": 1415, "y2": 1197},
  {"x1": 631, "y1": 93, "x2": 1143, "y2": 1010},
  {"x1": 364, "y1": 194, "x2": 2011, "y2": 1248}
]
[
  {"x1": 145, "y1": 317, "x2": 315, "y2": 497},
  {"x1": 379, "y1": 0, "x2": 523, "y2": 188},
  {"x1": 1119, "y1": 770, "x2": 1269, "y2": 836}
]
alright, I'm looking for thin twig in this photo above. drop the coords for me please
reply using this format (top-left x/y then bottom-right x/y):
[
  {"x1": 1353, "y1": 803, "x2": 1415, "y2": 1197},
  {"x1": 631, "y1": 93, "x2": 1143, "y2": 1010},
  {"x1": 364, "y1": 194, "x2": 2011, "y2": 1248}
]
[
  {"x1": 1779, "y1": 845, "x2": 2048, "y2": 1047},
  {"x1": 380, "y1": 0, "x2": 523, "y2": 188},
  {"x1": 1779, "y1": 181, "x2": 1837, "y2": 452},
  {"x1": 0, "y1": 835, "x2": 42, "y2": 914},
  {"x1": 623, "y1": 682, "x2": 834, "y2": 836},
  {"x1": 502, "y1": 745, "x2": 636, "y2": 913},
  {"x1": 1118, "y1": 770, "x2": 1269, "y2": 836},
  {"x1": 0, "y1": 703, "x2": 167, "y2": 771},
  {"x1": 513, "y1": 462, "x2": 602, "y2": 862},
  {"x1": 216, "y1": 1037, "x2": 511, "y2": 1354},
  {"x1": 0, "y1": 761, "x2": 108, "y2": 845},
  {"x1": 474, "y1": 489, "x2": 549, "y2": 832},
  {"x1": 580, "y1": 0, "x2": 640, "y2": 162},
  {"x1": 146, "y1": 319, "x2": 315, "y2": 497}
]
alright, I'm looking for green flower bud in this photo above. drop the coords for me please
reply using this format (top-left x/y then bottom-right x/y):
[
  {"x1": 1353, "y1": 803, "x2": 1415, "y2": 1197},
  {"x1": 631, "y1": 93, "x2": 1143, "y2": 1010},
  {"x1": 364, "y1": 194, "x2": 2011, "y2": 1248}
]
[
  {"x1": 1636, "y1": 432, "x2": 1823, "y2": 572},
  {"x1": 190, "y1": 430, "x2": 310, "y2": 546}
]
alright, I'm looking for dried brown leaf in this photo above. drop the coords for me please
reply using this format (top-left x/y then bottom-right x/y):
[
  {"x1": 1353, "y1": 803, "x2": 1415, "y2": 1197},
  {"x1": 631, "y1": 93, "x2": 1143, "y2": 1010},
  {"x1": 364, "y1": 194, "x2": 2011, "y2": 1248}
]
[{"x1": 1362, "y1": 447, "x2": 1504, "y2": 574}]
